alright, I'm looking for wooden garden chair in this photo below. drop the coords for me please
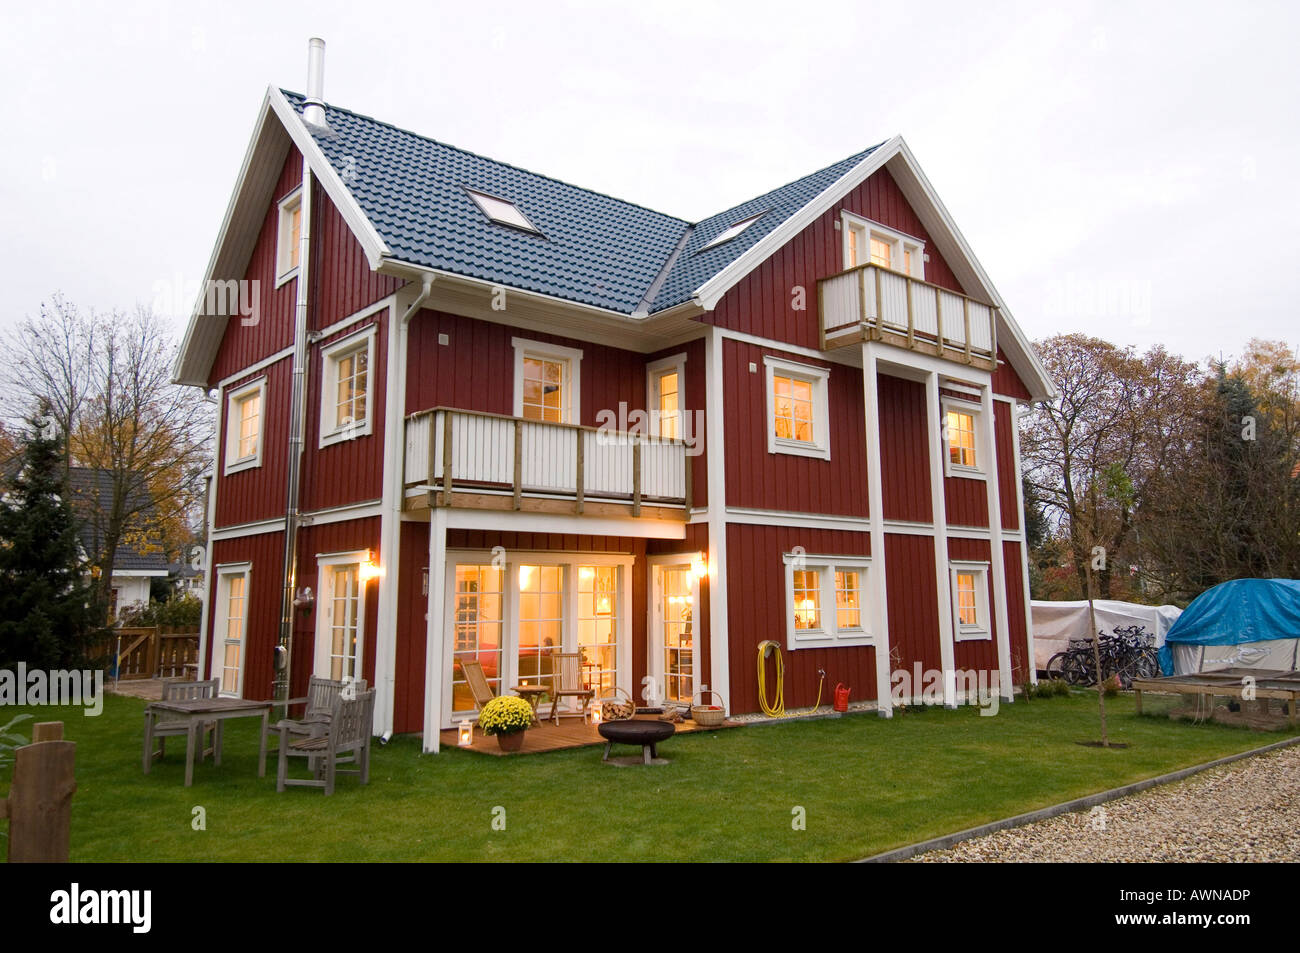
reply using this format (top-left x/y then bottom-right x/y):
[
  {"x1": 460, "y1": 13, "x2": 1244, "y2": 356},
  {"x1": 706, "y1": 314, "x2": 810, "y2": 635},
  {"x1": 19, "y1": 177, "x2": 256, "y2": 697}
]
[
  {"x1": 276, "y1": 689, "x2": 376, "y2": 795},
  {"x1": 264, "y1": 675, "x2": 367, "y2": 769},
  {"x1": 460, "y1": 660, "x2": 496, "y2": 711},
  {"x1": 143, "y1": 678, "x2": 219, "y2": 771},
  {"x1": 550, "y1": 652, "x2": 594, "y2": 725}
]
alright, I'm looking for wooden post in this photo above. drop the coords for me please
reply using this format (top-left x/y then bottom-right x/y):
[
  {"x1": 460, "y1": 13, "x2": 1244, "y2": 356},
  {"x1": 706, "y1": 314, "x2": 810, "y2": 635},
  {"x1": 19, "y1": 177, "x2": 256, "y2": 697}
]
[
  {"x1": 632, "y1": 437, "x2": 642, "y2": 517},
  {"x1": 4, "y1": 722, "x2": 76, "y2": 863},
  {"x1": 426, "y1": 410, "x2": 437, "y2": 488},
  {"x1": 575, "y1": 430, "x2": 585, "y2": 514},
  {"x1": 512, "y1": 419, "x2": 523, "y2": 511},
  {"x1": 441, "y1": 412, "x2": 453, "y2": 505},
  {"x1": 963, "y1": 299, "x2": 973, "y2": 365},
  {"x1": 934, "y1": 287, "x2": 944, "y2": 357},
  {"x1": 905, "y1": 277, "x2": 915, "y2": 349},
  {"x1": 990, "y1": 307, "x2": 999, "y2": 364},
  {"x1": 872, "y1": 268, "x2": 884, "y2": 341},
  {"x1": 684, "y1": 443, "x2": 693, "y2": 512}
]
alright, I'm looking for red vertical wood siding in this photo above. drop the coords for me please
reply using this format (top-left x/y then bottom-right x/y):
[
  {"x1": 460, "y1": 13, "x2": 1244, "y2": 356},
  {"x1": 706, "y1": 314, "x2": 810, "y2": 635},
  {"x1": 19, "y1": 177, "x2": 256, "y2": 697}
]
[
  {"x1": 994, "y1": 400, "x2": 1020, "y2": 532},
  {"x1": 992, "y1": 347, "x2": 1032, "y2": 401},
  {"x1": 394, "y1": 521, "x2": 429, "y2": 735},
  {"x1": 308, "y1": 178, "x2": 402, "y2": 332},
  {"x1": 944, "y1": 477, "x2": 989, "y2": 527},
  {"x1": 207, "y1": 532, "x2": 286, "y2": 701},
  {"x1": 406, "y1": 310, "x2": 649, "y2": 426},
  {"x1": 208, "y1": 148, "x2": 302, "y2": 385},
  {"x1": 724, "y1": 524, "x2": 873, "y2": 713},
  {"x1": 946, "y1": 537, "x2": 999, "y2": 676},
  {"x1": 883, "y1": 533, "x2": 943, "y2": 679},
  {"x1": 709, "y1": 167, "x2": 967, "y2": 349},
  {"x1": 1002, "y1": 540, "x2": 1029, "y2": 684},
  {"x1": 878, "y1": 373, "x2": 931, "y2": 522},
  {"x1": 722, "y1": 338, "x2": 869, "y2": 516}
]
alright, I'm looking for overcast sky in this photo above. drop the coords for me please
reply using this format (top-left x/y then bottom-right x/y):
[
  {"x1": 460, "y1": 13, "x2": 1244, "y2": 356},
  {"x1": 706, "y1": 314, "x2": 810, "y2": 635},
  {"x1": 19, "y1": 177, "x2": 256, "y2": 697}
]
[{"x1": 1, "y1": 0, "x2": 1296, "y2": 368}]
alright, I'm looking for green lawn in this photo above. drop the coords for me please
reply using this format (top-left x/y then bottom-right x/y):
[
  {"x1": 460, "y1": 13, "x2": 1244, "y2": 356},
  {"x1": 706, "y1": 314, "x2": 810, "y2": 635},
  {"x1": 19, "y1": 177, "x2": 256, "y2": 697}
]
[{"x1": 1, "y1": 691, "x2": 1291, "y2": 862}]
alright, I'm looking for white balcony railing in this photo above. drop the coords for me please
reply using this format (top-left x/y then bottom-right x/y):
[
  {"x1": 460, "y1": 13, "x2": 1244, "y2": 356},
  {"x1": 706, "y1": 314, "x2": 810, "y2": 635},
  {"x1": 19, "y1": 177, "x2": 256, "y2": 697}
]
[
  {"x1": 819, "y1": 264, "x2": 998, "y2": 369},
  {"x1": 405, "y1": 408, "x2": 690, "y2": 516}
]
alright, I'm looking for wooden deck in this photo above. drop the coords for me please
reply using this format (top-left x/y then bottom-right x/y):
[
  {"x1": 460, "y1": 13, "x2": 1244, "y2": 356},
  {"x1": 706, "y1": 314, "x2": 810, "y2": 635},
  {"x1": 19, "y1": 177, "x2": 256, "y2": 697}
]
[{"x1": 439, "y1": 714, "x2": 738, "y2": 756}]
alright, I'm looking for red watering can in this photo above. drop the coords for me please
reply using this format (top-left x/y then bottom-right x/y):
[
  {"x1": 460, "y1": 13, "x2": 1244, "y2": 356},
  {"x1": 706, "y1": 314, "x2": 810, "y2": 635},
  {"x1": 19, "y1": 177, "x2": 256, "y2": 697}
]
[{"x1": 834, "y1": 683, "x2": 850, "y2": 712}]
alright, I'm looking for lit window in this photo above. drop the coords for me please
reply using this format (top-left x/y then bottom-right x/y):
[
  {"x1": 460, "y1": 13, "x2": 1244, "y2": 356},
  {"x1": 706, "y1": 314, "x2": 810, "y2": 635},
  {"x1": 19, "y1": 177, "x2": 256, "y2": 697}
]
[
  {"x1": 764, "y1": 356, "x2": 831, "y2": 460},
  {"x1": 947, "y1": 410, "x2": 977, "y2": 468},
  {"x1": 700, "y1": 212, "x2": 765, "y2": 251},
  {"x1": 466, "y1": 188, "x2": 542, "y2": 234},
  {"x1": 276, "y1": 189, "x2": 303, "y2": 284},
  {"x1": 215, "y1": 564, "x2": 251, "y2": 696},
  {"x1": 513, "y1": 338, "x2": 582, "y2": 424},
  {"x1": 843, "y1": 214, "x2": 924, "y2": 278},
  {"x1": 950, "y1": 562, "x2": 991, "y2": 639},
  {"x1": 835, "y1": 570, "x2": 862, "y2": 630},
  {"x1": 784, "y1": 554, "x2": 873, "y2": 649},
  {"x1": 320, "y1": 326, "x2": 376, "y2": 446},
  {"x1": 792, "y1": 569, "x2": 821, "y2": 630},
  {"x1": 224, "y1": 378, "x2": 265, "y2": 474},
  {"x1": 647, "y1": 353, "x2": 687, "y2": 440}
]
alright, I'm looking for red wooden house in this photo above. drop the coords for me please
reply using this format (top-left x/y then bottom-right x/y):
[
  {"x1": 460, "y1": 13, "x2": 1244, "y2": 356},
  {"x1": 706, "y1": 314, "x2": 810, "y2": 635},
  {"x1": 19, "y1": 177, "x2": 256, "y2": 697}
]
[{"x1": 174, "y1": 42, "x2": 1055, "y2": 751}]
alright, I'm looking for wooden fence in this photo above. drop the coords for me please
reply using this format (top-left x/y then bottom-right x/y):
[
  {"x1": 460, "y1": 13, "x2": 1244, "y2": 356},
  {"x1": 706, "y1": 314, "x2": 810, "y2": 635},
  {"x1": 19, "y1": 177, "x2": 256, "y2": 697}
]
[
  {"x1": 92, "y1": 626, "x2": 200, "y2": 681},
  {"x1": 1, "y1": 721, "x2": 75, "y2": 862}
]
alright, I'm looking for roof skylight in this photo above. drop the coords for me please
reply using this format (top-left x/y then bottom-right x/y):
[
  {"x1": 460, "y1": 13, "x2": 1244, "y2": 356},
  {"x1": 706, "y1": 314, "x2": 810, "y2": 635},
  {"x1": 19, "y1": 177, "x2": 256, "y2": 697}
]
[
  {"x1": 465, "y1": 188, "x2": 542, "y2": 234},
  {"x1": 699, "y1": 212, "x2": 765, "y2": 251}
]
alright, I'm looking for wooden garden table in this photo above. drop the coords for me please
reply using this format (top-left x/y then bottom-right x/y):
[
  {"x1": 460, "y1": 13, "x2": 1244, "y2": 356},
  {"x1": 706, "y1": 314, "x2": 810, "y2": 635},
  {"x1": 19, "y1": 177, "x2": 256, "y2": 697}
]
[{"x1": 144, "y1": 697, "x2": 273, "y2": 786}]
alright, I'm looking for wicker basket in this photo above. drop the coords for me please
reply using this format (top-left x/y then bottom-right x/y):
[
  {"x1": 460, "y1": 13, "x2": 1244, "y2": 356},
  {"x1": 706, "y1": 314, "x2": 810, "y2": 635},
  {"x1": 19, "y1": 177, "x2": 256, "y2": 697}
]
[
  {"x1": 598, "y1": 686, "x2": 635, "y2": 722},
  {"x1": 691, "y1": 689, "x2": 727, "y2": 727}
]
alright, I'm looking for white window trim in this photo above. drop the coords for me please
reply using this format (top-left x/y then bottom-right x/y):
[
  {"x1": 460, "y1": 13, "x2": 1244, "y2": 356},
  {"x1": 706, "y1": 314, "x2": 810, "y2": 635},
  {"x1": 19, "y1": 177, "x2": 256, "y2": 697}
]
[
  {"x1": 214, "y1": 561, "x2": 251, "y2": 698},
  {"x1": 224, "y1": 377, "x2": 266, "y2": 476},
  {"x1": 319, "y1": 324, "x2": 377, "y2": 448},
  {"x1": 512, "y1": 337, "x2": 583, "y2": 423},
  {"x1": 783, "y1": 553, "x2": 873, "y2": 650},
  {"x1": 646, "y1": 352, "x2": 687, "y2": 439},
  {"x1": 941, "y1": 396, "x2": 988, "y2": 481},
  {"x1": 950, "y1": 560, "x2": 992, "y2": 641},
  {"x1": 841, "y1": 211, "x2": 925, "y2": 279},
  {"x1": 275, "y1": 187, "x2": 303, "y2": 288},
  {"x1": 764, "y1": 355, "x2": 831, "y2": 460},
  {"x1": 314, "y1": 550, "x2": 369, "y2": 681}
]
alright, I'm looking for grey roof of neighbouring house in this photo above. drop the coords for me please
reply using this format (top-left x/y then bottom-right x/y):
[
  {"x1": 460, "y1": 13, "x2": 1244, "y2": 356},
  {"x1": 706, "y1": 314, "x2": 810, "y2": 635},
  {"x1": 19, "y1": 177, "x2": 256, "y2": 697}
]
[
  {"x1": 283, "y1": 91, "x2": 883, "y2": 315},
  {"x1": 66, "y1": 468, "x2": 168, "y2": 573}
]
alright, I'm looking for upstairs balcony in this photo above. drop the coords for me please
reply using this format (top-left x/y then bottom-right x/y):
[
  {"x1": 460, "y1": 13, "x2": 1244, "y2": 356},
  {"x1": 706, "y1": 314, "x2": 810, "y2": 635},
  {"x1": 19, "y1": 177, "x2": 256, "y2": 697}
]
[
  {"x1": 404, "y1": 408, "x2": 691, "y2": 521},
  {"x1": 818, "y1": 264, "x2": 999, "y2": 372}
]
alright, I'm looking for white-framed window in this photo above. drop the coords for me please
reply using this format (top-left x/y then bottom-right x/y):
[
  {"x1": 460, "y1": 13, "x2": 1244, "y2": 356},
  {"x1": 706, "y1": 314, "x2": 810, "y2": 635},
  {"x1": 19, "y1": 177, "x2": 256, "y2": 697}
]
[
  {"x1": 512, "y1": 337, "x2": 583, "y2": 424},
  {"x1": 224, "y1": 378, "x2": 266, "y2": 475},
  {"x1": 950, "y1": 561, "x2": 992, "y2": 641},
  {"x1": 314, "y1": 551, "x2": 369, "y2": 682},
  {"x1": 646, "y1": 352, "x2": 687, "y2": 439},
  {"x1": 942, "y1": 397, "x2": 987, "y2": 480},
  {"x1": 783, "y1": 553, "x2": 872, "y2": 649},
  {"x1": 465, "y1": 188, "x2": 542, "y2": 235},
  {"x1": 275, "y1": 187, "x2": 303, "y2": 287},
  {"x1": 214, "y1": 562, "x2": 251, "y2": 697},
  {"x1": 764, "y1": 355, "x2": 831, "y2": 460},
  {"x1": 319, "y1": 325, "x2": 376, "y2": 447},
  {"x1": 842, "y1": 212, "x2": 925, "y2": 279}
]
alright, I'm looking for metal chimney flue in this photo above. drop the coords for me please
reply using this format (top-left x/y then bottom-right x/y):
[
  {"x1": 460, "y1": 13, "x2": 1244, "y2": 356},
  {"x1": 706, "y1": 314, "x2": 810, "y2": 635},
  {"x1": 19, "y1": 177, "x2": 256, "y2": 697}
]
[{"x1": 303, "y1": 37, "x2": 327, "y2": 127}]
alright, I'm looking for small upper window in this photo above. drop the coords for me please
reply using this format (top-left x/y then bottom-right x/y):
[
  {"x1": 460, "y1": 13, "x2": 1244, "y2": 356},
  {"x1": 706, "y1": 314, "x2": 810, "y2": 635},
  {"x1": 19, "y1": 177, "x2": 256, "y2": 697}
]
[
  {"x1": 843, "y1": 213, "x2": 924, "y2": 279},
  {"x1": 942, "y1": 397, "x2": 986, "y2": 479},
  {"x1": 320, "y1": 326, "x2": 377, "y2": 447},
  {"x1": 466, "y1": 189, "x2": 542, "y2": 234},
  {"x1": 276, "y1": 190, "x2": 302, "y2": 284},
  {"x1": 512, "y1": 338, "x2": 583, "y2": 424},
  {"x1": 946, "y1": 410, "x2": 977, "y2": 468},
  {"x1": 225, "y1": 378, "x2": 265, "y2": 475},
  {"x1": 950, "y1": 562, "x2": 991, "y2": 640},
  {"x1": 764, "y1": 356, "x2": 831, "y2": 460},
  {"x1": 700, "y1": 212, "x2": 764, "y2": 251}
]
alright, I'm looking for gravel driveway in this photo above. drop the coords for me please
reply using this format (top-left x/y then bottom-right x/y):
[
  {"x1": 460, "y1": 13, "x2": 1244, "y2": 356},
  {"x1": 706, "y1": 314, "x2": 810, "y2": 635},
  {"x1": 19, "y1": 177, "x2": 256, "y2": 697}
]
[{"x1": 913, "y1": 742, "x2": 1300, "y2": 862}]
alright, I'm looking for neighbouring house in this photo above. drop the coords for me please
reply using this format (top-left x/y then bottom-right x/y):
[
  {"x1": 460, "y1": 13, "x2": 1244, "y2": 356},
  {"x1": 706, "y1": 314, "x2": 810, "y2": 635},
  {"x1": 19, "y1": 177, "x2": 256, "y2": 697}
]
[
  {"x1": 167, "y1": 558, "x2": 205, "y2": 599},
  {"x1": 174, "y1": 41, "x2": 1055, "y2": 751},
  {"x1": 66, "y1": 468, "x2": 169, "y2": 621}
]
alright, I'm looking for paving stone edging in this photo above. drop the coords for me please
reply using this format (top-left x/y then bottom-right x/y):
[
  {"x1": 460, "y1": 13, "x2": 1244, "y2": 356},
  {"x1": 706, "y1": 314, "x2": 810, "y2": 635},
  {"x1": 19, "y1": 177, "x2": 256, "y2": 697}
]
[{"x1": 856, "y1": 733, "x2": 1300, "y2": 863}]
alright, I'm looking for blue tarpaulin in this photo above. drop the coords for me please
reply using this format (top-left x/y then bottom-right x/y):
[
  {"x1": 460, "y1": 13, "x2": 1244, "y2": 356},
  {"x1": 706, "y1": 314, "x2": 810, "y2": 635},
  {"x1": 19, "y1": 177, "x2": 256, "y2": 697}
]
[{"x1": 1159, "y1": 579, "x2": 1300, "y2": 675}]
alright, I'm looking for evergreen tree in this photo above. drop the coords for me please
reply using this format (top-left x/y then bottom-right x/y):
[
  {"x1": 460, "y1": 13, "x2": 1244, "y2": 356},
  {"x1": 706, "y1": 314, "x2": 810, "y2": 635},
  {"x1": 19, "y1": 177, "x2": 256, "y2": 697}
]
[{"x1": 0, "y1": 411, "x2": 100, "y2": 670}]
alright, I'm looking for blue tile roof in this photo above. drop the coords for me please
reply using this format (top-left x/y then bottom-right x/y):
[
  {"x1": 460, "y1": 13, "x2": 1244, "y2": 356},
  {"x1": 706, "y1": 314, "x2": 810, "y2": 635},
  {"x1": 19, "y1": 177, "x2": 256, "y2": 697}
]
[{"x1": 284, "y1": 92, "x2": 881, "y2": 315}]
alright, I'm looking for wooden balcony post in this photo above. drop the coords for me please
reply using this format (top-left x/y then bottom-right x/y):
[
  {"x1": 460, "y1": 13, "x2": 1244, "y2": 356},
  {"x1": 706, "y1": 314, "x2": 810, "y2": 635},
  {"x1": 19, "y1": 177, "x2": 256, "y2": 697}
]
[
  {"x1": 575, "y1": 429, "x2": 585, "y2": 514},
  {"x1": 512, "y1": 419, "x2": 522, "y2": 511},
  {"x1": 963, "y1": 299, "x2": 973, "y2": 365},
  {"x1": 426, "y1": 411, "x2": 437, "y2": 489},
  {"x1": 684, "y1": 444, "x2": 693, "y2": 511},
  {"x1": 935, "y1": 286, "x2": 944, "y2": 357},
  {"x1": 632, "y1": 436, "x2": 642, "y2": 517},
  {"x1": 990, "y1": 307, "x2": 999, "y2": 364},
  {"x1": 905, "y1": 276, "x2": 915, "y2": 348},
  {"x1": 872, "y1": 267, "x2": 884, "y2": 341},
  {"x1": 442, "y1": 412, "x2": 453, "y2": 505}
]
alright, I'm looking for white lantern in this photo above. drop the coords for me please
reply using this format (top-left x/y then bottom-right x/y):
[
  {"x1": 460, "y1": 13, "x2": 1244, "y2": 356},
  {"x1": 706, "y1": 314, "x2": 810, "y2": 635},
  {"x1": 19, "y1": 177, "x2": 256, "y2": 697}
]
[{"x1": 457, "y1": 719, "x2": 474, "y2": 747}]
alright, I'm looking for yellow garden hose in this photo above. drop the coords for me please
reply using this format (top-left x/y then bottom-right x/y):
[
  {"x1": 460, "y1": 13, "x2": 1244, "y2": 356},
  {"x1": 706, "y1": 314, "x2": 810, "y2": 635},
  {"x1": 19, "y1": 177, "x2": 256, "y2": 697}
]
[{"x1": 757, "y1": 641, "x2": 785, "y2": 717}]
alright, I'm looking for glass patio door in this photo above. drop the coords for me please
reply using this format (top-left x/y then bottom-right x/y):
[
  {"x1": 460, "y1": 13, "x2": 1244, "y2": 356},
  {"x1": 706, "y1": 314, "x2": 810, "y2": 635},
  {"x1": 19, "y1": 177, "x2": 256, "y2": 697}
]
[
  {"x1": 517, "y1": 564, "x2": 563, "y2": 696},
  {"x1": 655, "y1": 563, "x2": 696, "y2": 705},
  {"x1": 451, "y1": 564, "x2": 504, "y2": 713}
]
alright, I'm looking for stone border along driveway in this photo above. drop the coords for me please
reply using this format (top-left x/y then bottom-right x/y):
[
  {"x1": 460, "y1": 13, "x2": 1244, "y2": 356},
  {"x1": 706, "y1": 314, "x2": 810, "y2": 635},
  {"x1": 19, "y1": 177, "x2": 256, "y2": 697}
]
[{"x1": 856, "y1": 735, "x2": 1300, "y2": 863}]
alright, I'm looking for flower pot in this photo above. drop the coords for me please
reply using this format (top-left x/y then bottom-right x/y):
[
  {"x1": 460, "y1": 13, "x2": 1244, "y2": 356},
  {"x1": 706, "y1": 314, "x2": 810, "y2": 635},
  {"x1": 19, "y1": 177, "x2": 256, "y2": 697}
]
[{"x1": 496, "y1": 730, "x2": 526, "y2": 752}]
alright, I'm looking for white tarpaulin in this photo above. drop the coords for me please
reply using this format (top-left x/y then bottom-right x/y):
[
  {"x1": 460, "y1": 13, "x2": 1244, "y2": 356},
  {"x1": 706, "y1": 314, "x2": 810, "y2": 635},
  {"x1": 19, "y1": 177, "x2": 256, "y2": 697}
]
[{"x1": 1032, "y1": 599, "x2": 1183, "y2": 670}]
